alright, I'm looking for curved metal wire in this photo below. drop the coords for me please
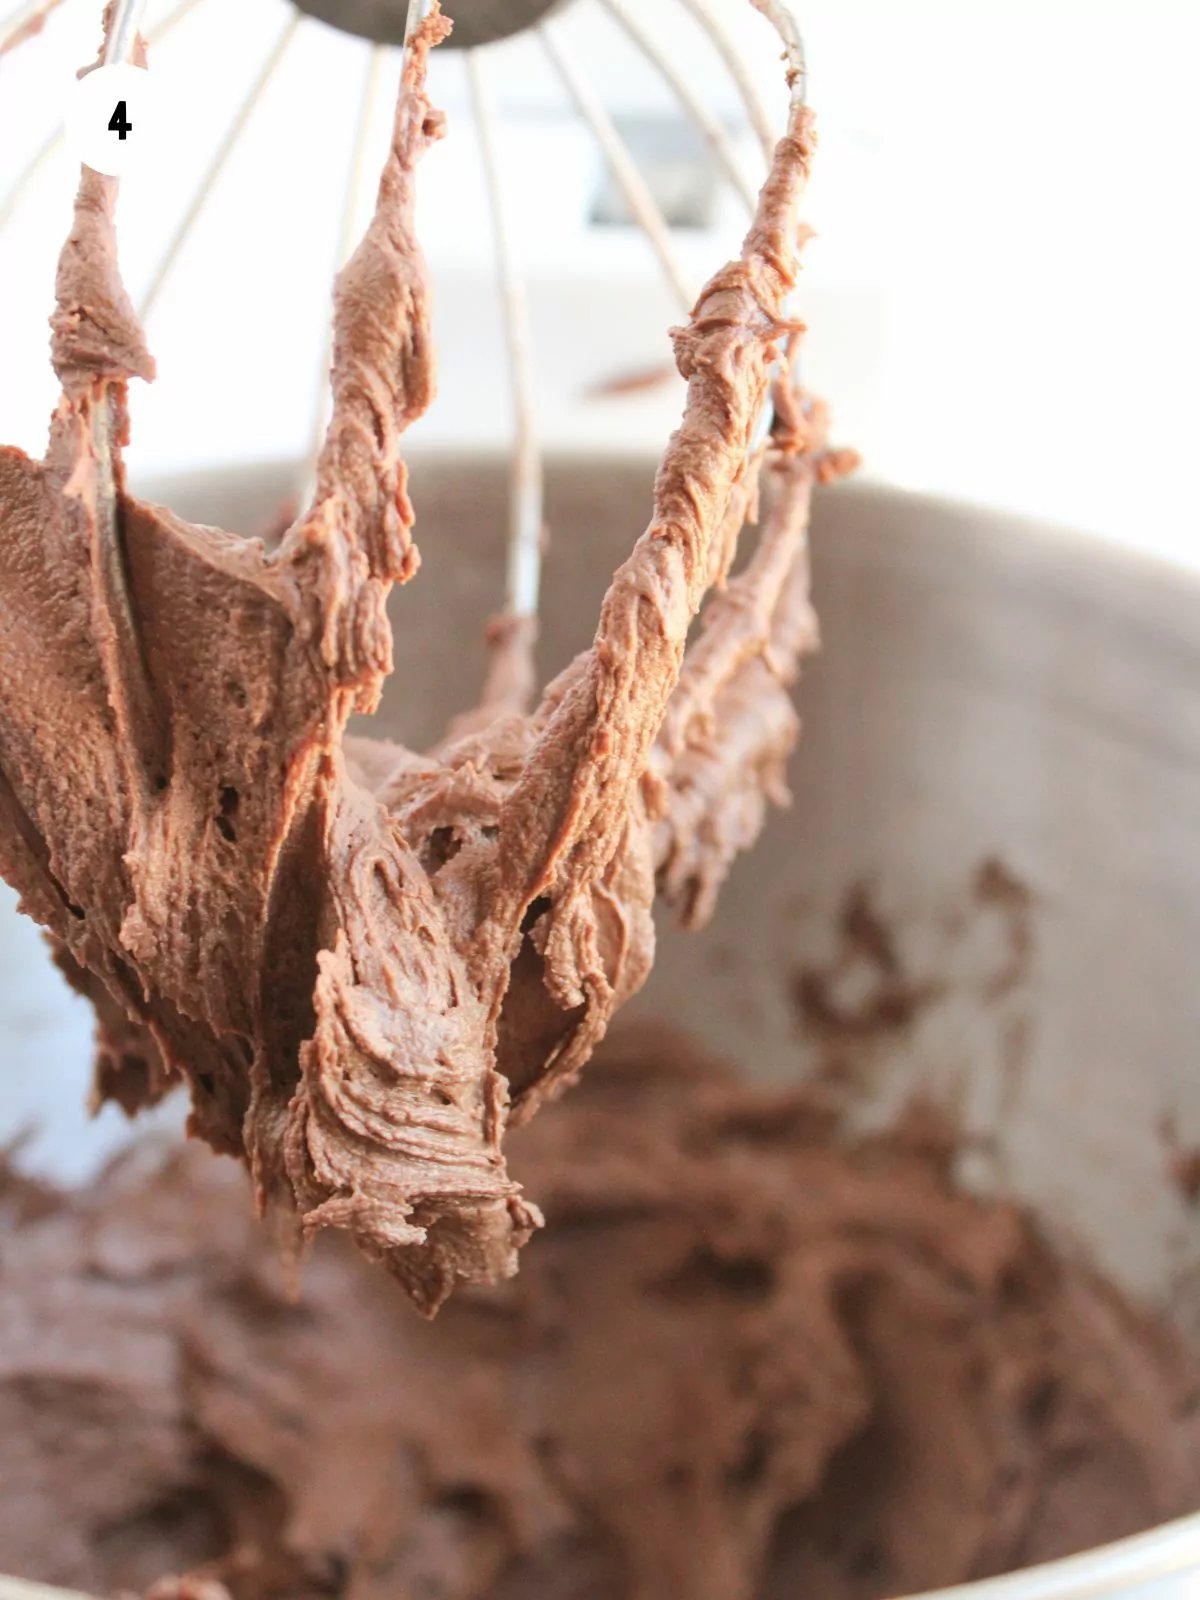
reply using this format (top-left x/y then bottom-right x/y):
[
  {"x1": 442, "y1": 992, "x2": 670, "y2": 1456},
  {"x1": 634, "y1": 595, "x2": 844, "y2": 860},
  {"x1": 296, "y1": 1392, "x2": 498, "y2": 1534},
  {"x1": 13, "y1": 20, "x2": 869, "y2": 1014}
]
[
  {"x1": 138, "y1": 11, "x2": 299, "y2": 318},
  {"x1": 745, "y1": 0, "x2": 809, "y2": 453},
  {"x1": 539, "y1": 15, "x2": 693, "y2": 314},
  {"x1": 672, "y1": 0, "x2": 777, "y2": 162},
  {"x1": 299, "y1": 0, "x2": 435, "y2": 508},
  {"x1": 0, "y1": 0, "x2": 206, "y2": 233},
  {"x1": 401, "y1": 0, "x2": 432, "y2": 54},
  {"x1": 468, "y1": 43, "x2": 543, "y2": 620},
  {"x1": 0, "y1": 123, "x2": 60, "y2": 231},
  {"x1": 0, "y1": 0, "x2": 812, "y2": 636},
  {"x1": 102, "y1": 0, "x2": 149, "y2": 65},
  {"x1": 751, "y1": 0, "x2": 806, "y2": 108},
  {"x1": 0, "y1": 0, "x2": 67, "y2": 59},
  {"x1": 300, "y1": 39, "x2": 389, "y2": 502},
  {"x1": 599, "y1": 0, "x2": 758, "y2": 212}
]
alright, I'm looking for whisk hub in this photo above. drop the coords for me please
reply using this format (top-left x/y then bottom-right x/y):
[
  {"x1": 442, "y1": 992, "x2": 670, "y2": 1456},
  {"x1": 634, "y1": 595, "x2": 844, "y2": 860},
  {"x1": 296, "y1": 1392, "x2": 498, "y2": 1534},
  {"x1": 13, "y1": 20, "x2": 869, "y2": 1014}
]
[{"x1": 291, "y1": 0, "x2": 566, "y2": 49}]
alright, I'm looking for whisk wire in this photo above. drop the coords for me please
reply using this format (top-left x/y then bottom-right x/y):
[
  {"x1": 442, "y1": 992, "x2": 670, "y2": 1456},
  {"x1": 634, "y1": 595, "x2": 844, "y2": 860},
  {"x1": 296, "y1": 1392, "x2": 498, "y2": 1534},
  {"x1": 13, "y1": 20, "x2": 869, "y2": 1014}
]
[
  {"x1": 752, "y1": 0, "x2": 806, "y2": 106},
  {"x1": 102, "y1": 0, "x2": 150, "y2": 65},
  {"x1": 538, "y1": 16, "x2": 693, "y2": 315},
  {"x1": 672, "y1": 0, "x2": 776, "y2": 163},
  {"x1": 2, "y1": 0, "x2": 809, "y2": 556},
  {"x1": 467, "y1": 44, "x2": 543, "y2": 620},
  {"x1": 0, "y1": 123, "x2": 61, "y2": 230},
  {"x1": 599, "y1": 0, "x2": 758, "y2": 213},
  {"x1": 401, "y1": 0, "x2": 433, "y2": 52},
  {"x1": 137, "y1": 10, "x2": 300, "y2": 320},
  {"x1": 301, "y1": 39, "x2": 389, "y2": 504},
  {"x1": 0, "y1": 0, "x2": 66, "y2": 58},
  {"x1": 0, "y1": 0, "x2": 206, "y2": 233}
]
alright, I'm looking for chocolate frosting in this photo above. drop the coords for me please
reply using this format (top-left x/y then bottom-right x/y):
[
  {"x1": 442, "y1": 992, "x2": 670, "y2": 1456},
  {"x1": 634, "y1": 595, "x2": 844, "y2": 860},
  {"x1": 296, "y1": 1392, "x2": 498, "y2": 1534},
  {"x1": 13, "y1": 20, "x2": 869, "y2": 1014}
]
[
  {"x1": 0, "y1": 4, "x2": 854, "y2": 1310},
  {"x1": 2, "y1": 1025, "x2": 1197, "y2": 1600}
]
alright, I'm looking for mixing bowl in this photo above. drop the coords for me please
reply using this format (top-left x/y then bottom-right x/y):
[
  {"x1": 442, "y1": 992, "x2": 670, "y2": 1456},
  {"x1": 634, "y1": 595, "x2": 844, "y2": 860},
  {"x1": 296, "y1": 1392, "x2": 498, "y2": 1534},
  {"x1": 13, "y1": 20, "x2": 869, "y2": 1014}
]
[{"x1": 1, "y1": 460, "x2": 1198, "y2": 1599}]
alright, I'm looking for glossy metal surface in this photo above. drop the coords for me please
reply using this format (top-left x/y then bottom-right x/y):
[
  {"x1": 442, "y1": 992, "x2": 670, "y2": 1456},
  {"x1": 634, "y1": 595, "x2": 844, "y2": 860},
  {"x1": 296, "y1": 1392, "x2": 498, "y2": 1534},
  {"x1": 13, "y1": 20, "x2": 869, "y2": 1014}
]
[{"x1": 2, "y1": 463, "x2": 1198, "y2": 1597}]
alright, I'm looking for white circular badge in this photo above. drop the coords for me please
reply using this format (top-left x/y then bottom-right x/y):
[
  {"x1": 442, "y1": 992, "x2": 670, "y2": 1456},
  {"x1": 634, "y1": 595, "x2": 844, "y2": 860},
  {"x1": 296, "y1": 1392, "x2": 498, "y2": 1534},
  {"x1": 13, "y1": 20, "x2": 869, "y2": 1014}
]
[{"x1": 66, "y1": 62, "x2": 157, "y2": 179}]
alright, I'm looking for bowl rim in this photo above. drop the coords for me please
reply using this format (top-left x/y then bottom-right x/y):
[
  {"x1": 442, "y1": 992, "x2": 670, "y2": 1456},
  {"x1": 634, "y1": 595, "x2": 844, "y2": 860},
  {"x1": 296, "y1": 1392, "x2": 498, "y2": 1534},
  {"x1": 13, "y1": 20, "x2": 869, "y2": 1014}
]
[
  {"x1": 904, "y1": 1511, "x2": 1200, "y2": 1600},
  {"x1": 3, "y1": 1515, "x2": 1199, "y2": 1600},
  {"x1": 39, "y1": 460, "x2": 1200, "y2": 1600},
  {"x1": 136, "y1": 452, "x2": 1200, "y2": 614}
]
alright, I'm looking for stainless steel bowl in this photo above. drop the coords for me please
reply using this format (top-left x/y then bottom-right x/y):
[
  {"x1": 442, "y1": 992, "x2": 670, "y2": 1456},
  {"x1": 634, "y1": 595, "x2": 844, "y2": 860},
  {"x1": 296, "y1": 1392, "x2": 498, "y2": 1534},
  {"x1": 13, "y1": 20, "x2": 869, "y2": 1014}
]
[{"x1": 3, "y1": 459, "x2": 1199, "y2": 1598}]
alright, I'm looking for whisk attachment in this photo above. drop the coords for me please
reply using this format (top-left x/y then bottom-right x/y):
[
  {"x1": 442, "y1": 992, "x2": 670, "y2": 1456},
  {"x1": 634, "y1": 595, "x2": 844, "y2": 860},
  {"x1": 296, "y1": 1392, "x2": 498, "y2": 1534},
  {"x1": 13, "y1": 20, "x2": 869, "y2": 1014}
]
[
  {"x1": 301, "y1": 42, "x2": 389, "y2": 487},
  {"x1": 539, "y1": 17, "x2": 694, "y2": 314},
  {"x1": 598, "y1": 0, "x2": 758, "y2": 214},
  {"x1": 0, "y1": 0, "x2": 66, "y2": 57},
  {"x1": 102, "y1": 0, "x2": 150, "y2": 63},
  {"x1": 2, "y1": 0, "x2": 810, "y2": 633},
  {"x1": 0, "y1": 0, "x2": 202, "y2": 230},
  {"x1": 673, "y1": 0, "x2": 778, "y2": 162},
  {"x1": 0, "y1": 0, "x2": 844, "y2": 1320},
  {"x1": 752, "y1": 0, "x2": 806, "y2": 106},
  {"x1": 138, "y1": 13, "x2": 300, "y2": 319},
  {"x1": 467, "y1": 45, "x2": 543, "y2": 623}
]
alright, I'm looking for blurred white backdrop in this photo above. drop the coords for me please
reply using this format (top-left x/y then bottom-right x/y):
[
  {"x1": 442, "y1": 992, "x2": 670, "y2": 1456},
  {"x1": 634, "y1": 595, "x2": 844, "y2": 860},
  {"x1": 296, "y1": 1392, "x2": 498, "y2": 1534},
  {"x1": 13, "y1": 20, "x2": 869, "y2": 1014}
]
[{"x1": 1, "y1": 0, "x2": 1198, "y2": 563}]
